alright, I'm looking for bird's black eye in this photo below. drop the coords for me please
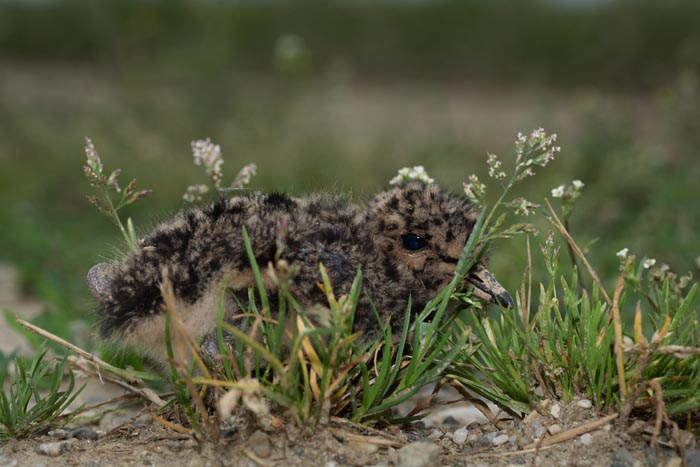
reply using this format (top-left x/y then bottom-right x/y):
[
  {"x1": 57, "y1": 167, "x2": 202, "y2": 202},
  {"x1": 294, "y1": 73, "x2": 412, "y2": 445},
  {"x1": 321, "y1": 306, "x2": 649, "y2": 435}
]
[{"x1": 400, "y1": 233, "x2": 427, "y2": 251}]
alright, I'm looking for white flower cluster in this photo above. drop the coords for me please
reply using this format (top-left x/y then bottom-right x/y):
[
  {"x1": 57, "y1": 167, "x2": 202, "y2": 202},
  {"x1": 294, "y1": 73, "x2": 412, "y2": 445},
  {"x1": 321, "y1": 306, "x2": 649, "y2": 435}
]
[
  {"x1": 551, "y1": 185, "x2": 565, "y2": 198},
  {"x1": 463, "y1": 174, "x2": 486, "y2": 207},
  {"x1": 191, "y1": 138, "x2": 224, "y2": 187},
  {"x1": 550, "y1": 179, "x2": 585, "y2": 199},
  {"x1": 389, "y1": 165, "x2": 435, "y2": 185},
  {"x1": 616, "y1": 248, "x2": 629, "y2": 259},
  {"x1": 183, "y1": 184, "x2": 210, "y2": 203},
  {"x1": 232, "y1": 163, "x2": 257, "y2": 189},
  {"x1": 487, "y1": 153, "x2": 506, "y2": 180},
  {"x1": 84, "y1": 137, "x2": 103, "y2": 177},
  {"x1": 615, "y1": 248, "x2": 656, "y2": 270},
  {"x1": 514, "y1": 128, "x2": 561, "y2": 180},
  {"x1": 507, "y1": 197, "x2": 539, "y2": 216}
]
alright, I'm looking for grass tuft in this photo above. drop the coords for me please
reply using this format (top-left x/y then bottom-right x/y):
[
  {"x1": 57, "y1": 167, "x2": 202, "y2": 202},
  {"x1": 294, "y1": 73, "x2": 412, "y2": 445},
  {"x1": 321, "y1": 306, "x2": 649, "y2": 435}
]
[{"x1": 0, "y1": 346, "x2": 85, "y2": 439}]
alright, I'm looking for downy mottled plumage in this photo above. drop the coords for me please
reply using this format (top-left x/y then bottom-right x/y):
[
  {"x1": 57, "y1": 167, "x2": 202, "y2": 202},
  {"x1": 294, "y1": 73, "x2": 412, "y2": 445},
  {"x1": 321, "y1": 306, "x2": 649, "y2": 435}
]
[{"x1": 88, "y1": 183, "x2": 513, "y2": 362}]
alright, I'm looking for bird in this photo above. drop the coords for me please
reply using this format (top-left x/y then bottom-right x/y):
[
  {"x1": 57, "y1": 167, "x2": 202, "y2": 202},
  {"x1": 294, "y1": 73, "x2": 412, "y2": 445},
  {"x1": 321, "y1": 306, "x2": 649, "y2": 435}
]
[{"x1": 87, "y1": 182, "x2": 513, "y2": 364}]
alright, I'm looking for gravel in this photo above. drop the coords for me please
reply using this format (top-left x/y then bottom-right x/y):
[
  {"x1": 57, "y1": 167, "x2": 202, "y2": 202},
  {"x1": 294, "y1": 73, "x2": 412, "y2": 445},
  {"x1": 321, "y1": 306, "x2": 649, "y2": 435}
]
[
  {"x1": 452, "y1": 428, "x2": 468, "y2": 445},
  {"x1": 396, "y1": 441, "x2": 441, "y2": 467},
  {"x1": 550, "y1": 404, "x2": 561, "y2": 419},
  {"x1": 247, "y1": 430, "x2": 271, "y2": 459},
  {"x1": 37, "y1": 441, "x2": 71, "y2": 457},
  {"x1": 576, "y1": 399, "x2": 593, "y2": 409},
  {"x1": 72, "y1": 427, "x2": 99, "y2": 441}
]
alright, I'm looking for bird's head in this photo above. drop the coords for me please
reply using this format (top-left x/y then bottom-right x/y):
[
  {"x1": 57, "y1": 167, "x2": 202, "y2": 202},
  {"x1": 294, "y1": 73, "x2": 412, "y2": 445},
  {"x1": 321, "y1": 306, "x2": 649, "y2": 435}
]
[{"x1": 363, "y1": 182, "x2": 513, "y2": 308}]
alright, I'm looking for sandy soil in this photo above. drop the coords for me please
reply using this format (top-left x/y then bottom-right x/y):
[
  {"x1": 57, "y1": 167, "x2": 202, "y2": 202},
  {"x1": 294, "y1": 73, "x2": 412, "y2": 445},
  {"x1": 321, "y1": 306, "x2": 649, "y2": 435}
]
[{"x1": 1, "y1": 398, "x2": 697, "y2": 467}]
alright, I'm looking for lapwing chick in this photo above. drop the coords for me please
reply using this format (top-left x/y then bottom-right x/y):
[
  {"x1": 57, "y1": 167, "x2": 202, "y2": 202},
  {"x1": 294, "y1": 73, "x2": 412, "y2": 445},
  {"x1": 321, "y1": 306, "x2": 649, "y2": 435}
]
[{"x1": 88, "y1": 183, "x2": 512, "y2": 363}]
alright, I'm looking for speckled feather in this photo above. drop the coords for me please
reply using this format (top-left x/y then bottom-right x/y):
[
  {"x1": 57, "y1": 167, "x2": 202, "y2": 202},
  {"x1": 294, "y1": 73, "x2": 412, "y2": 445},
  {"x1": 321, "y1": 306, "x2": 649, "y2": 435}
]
[{"x1": 89, "y1": 183, "x2": 508, "y2": 361}]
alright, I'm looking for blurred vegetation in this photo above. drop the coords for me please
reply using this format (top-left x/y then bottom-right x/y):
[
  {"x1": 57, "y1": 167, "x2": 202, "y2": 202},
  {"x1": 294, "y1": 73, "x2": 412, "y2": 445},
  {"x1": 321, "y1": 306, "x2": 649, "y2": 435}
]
[
  {"x1": 2, "y1": 1, "x2": 700, "y2": 88},
  {"x1": 1, "y1": 0, "x2": 699, "y2": 353}
]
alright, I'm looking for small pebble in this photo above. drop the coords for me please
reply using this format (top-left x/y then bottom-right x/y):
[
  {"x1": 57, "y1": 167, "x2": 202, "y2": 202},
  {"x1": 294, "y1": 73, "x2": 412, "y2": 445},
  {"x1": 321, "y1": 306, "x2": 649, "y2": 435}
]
[
  {"x1": 610, "y1": 448, "x2": 636, "y2": 467},
  {"x1": 350, "y1": 441, "x2": 379, "y2": 455},
  {"x1": 247, "y1": 430, "x2": 271, "y2": 459},
  {"x1": 576, "y1": 399, "x2": 593, "y2": 409},
  {"x1": 678, "y1": 429, "x2": 698, "y2": 449},
  {"x1": 492, "y1": 435, "x2": 509, "y2": 446},
  {"x1": 397, "y1": 440, "x2": 441, "y2": 467},
  {"x1": 441, "y1": 415, "x2": 458, "y2": 426},
  {"x1": 428, "y1": 429, "x2": 443, "y2": 439},
  {"x1": 37, "y1": 441, "x2": 70, "y2": 457},
  {"x1": 686, "y1": 449, "x2": 700, "y2": 467},
  {"x1": 550, "y1": 404, "x2": 561, "y2": 419},
  {"x1": 533, "y1": 423, "x2": 546, "y2": 438},
  {"x1": 580, "y1": 433, "x2": 592, "y2": 445},
  {"x1": 547, "y1": 424, "x2": 562, "y2": 435},
  {"x1": 47, "y1": 429, "x2": 70, "y2": 439},
  {"x1": 452, "y1": 428, "x2": 468, "y2": 445},
  {"x1": 72, "y1": 427, "x2": 99, "y2": 441}
]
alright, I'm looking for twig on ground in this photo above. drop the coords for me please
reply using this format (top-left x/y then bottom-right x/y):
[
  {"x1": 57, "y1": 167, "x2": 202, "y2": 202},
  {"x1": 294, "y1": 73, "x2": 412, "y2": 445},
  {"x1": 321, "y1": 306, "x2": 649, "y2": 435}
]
[
  {"x1": 524, "y1": 413, "x2": 619, "y2": 449},
  {"x1": 327, "y1": 427, "x2": 405, "y2": 447},
  {"x1": 330, "y1": 416, "x2": 406, "y2": 444},
  {"x1": 242, "y1": 448, "x2": 278, "y2": 466}
]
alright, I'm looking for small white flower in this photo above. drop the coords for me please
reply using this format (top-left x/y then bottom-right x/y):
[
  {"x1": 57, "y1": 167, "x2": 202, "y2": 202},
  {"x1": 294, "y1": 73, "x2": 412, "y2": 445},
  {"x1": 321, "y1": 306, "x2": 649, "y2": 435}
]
[
  {"x1": 389, "y1": 166, "x2": 434, "y2": 185},
  {"x1": 183, "y1": 184, "x2": 209, "y2": 203},
  {"x1": 643, "y1": 258, "x2": 657, "y2": 269},
  {"x1": 486, "y1": 153, "x2": 506, "y2": 179},
  {"x1": 616, "y1": 248, "x2": 629, "y2": 259},
  {"x1": 551, "y1": 185, "x2": 565, "y2": 198},
  {"x1": 507, "y1": 197, "x2": 539, "y2": 216},
  {"x1": 463, "y1": 174, "x2": 485, "y2": 206},
  {"x1": 191, "y1": 138, "x2": 224, "y2": 187},
  {"x1": 572, "y1": 180, "x2": 585, "y2": 190}
]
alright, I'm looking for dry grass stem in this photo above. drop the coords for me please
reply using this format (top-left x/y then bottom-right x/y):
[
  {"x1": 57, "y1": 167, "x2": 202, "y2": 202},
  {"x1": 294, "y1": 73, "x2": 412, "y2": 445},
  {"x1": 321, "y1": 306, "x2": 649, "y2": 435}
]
[
  {"x1": 68, "y1": 356, "x2": 166, "y2": 407},
  {"x1": 544, "y1": 199, "x2": 612, "y2": 306},
  {"x1": 327, "y1": 427, "x2": 405, "y2": 447},
  {"x1": 524, "y1": 413, "x2": 618, "y2": 449},
  {"x1": 16, "y1": 317, "x2": 166, "y2": 407},
  {"x1": 611, "y1": 273, "x2": 627, "y2": 401},
  {"x1": 149, "y1": 412, "x2": 193, "y2": 434}
]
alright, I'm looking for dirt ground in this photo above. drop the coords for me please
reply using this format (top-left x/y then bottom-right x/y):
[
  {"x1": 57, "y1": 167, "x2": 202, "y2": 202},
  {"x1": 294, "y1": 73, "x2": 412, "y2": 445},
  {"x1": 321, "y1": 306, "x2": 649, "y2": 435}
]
[{"x1": 1, "y1": 397, "x2": 698, "y2": 467}]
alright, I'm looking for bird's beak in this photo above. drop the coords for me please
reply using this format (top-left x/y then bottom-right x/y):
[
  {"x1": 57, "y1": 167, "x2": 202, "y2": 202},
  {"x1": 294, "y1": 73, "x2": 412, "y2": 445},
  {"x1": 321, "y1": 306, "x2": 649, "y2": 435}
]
[{"x1": 465, "y1": 263, "x2": 514, "y2": 308}]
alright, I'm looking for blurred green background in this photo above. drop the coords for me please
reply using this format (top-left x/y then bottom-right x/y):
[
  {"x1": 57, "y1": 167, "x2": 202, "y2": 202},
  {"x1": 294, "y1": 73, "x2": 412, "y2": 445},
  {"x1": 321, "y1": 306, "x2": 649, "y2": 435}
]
[{"x1": 1, "y1": 0, "x2": 699, "y2": 350}]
